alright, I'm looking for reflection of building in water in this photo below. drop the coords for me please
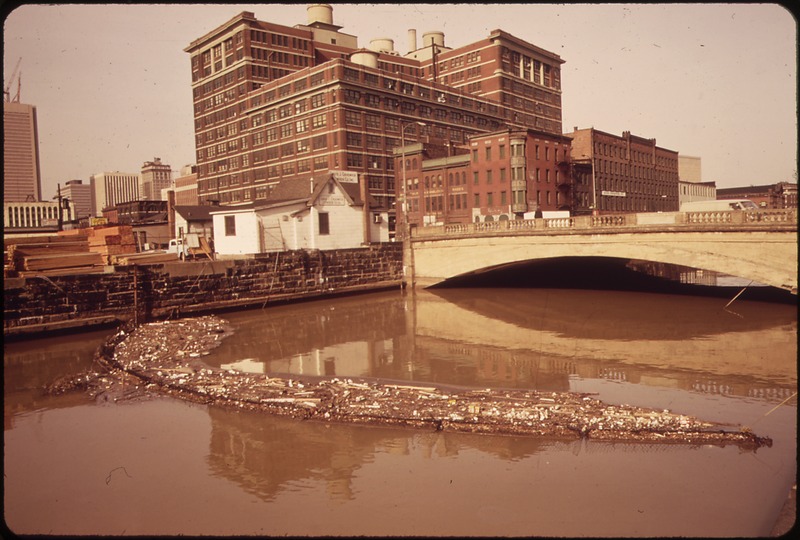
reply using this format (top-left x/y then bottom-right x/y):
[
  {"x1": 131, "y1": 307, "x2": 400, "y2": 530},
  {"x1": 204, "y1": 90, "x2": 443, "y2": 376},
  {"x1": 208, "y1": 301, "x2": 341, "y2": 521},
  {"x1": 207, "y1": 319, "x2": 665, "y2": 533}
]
[
  {"x1": 204, "y1": 405, "x2": 553, "y2": 503},
  {"x1": 411, "y1": 336, "x2": 575, "y2": 391},
  {"x1": 626, "y1": 260, "x2": 769, "y2": 287},
  {"x1": 208, "y1": 292, "x2": 406, "y2": 378},
  {"x1": 267, "y1": 342, "x2": 377, "y2": 377},
  {"x1": 206, "y1": 407, "x2": 374, "y2": 502},
  {"x1": 220, "y1": 358, "x2": 265, "y2": 373},
  {"x1": 206, "y1": 288, "x2": 794, "y2": 407},
  {"x1": 627, "y1": 260, "x2": 718, "y2": 286}
]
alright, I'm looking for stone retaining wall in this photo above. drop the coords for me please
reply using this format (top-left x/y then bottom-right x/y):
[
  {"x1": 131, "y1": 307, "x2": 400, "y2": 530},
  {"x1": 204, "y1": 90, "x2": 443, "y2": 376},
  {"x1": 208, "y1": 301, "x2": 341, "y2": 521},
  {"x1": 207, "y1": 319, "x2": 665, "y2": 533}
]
[{"x1": 4, "y1": 244, "x2": 403, "y2": 338}]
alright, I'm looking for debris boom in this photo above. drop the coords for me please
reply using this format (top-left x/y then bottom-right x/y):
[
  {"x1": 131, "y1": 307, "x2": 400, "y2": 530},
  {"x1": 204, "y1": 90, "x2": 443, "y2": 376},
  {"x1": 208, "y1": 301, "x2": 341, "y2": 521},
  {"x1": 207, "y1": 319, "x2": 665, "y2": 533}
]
[{"x1": 47, "y1": 316, "x2": 772, "y2": 449}]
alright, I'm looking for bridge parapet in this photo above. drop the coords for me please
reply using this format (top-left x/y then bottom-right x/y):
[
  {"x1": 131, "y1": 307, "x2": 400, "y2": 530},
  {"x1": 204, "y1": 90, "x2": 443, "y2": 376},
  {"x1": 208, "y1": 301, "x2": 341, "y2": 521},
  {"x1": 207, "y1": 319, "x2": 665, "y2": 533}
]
[
  {"x1": 411, "y1": 209, "x2": 797, "y2": 240},
  {"x1": 685, "y1": 208, "x2": 797, "y2": 225}
]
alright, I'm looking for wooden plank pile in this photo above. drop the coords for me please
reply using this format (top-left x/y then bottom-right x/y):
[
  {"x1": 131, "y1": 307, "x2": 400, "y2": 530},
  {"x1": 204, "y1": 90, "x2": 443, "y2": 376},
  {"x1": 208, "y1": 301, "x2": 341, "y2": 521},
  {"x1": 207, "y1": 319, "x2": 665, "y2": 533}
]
[
  {"x1": 109, "y1": 251, "x2": 179, "y2": 265},
  {"x1": 6, "y1": 225, "x2": 142, "y2": 275},
  {"x1": 4, "y1": 233, "x2": 104, "y2": 276},
  {"x1": 84, "y1": 225, "x2": 138, "y2": 262}
]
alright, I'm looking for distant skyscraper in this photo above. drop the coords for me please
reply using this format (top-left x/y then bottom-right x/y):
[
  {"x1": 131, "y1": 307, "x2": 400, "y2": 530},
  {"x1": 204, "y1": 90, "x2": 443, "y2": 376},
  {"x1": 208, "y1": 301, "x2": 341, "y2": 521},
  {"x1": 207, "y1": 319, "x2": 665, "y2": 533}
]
[
  {"x1": 140, "y1": 157, "x2": 173, "y2": 200},
  {"x1": 3, "y1": 101, "x2": 42, "y2": 202},
  {"x1": 90, "y1": 171, "x2": 139, "y2": 216},
  {"x1": 59, "y1": 179, "x2": 93, "y2": 220}
]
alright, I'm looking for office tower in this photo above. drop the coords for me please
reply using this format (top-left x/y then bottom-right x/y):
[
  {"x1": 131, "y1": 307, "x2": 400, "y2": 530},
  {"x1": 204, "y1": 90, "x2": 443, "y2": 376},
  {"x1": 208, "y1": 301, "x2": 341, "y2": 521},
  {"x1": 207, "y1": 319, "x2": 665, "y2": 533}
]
[
  {"x1": 139, "y1": 157, "x2": 173, "y2": 201},
  {"x1": 59, "y1": 179, "x2": 93, "y2": 220},
  {"x1": 90, "y1": 171, "x2": 140, "y2": 216},
  {"x1": 3, "y1": 101, "x2": 42, "y2": 202}
]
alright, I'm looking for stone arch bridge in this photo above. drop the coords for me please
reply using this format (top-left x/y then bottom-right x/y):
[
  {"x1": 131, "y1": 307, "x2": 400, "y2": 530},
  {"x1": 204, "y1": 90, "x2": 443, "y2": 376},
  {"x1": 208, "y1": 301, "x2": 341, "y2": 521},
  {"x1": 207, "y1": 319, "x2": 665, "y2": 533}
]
[{"x1": 406, "y1": 209, "x2": 798, "y2": 293}]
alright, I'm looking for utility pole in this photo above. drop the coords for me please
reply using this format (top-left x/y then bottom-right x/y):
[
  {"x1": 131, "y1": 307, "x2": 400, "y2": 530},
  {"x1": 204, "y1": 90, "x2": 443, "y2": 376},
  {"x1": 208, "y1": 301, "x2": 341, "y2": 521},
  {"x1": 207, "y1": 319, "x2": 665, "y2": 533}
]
[{"x1": 56, "y1": 183, "x2": 63, "y2": 231}]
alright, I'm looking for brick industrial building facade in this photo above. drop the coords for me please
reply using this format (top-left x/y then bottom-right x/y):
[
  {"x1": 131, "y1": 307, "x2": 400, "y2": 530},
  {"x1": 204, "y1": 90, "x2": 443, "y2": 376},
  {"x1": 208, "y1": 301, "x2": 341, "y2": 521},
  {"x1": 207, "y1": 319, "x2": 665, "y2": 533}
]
[
  {"x1": 184, "y1": 6, "x2": 564, "y2": 215},
  {"x1": 185, "y1": 4, "x2": 681, "y2": 232},
  {"x1": 566, "y1": 128, "x2": 679, "y2": 214},
  {"x1": 397, "y1": 128, "x2": 574, "y2": 227}
]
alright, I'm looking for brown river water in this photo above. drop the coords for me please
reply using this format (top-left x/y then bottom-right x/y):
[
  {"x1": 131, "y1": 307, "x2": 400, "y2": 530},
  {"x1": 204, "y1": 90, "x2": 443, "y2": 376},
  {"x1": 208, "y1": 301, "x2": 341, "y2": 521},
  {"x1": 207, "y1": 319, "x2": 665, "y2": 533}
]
[{"x1": 4, "y1": 287, "x2": 796, "y2": 536}]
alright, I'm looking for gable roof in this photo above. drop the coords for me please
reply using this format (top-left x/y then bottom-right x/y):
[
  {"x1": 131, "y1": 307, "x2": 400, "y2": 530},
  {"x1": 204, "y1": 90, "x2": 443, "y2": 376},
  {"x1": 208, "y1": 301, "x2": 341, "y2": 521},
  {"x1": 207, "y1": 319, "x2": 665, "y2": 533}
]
[
  {"x1": 267, "y1": 174, "x2": 364, "y2": 208},
  {"x1": 174, "y1": 205, "x2": 217, "y2": 221}
]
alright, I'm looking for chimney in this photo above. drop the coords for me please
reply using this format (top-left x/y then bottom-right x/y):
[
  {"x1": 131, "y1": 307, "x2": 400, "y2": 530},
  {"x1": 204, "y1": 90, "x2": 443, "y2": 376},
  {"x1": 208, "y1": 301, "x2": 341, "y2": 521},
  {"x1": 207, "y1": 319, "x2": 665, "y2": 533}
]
[{"x1": 408, "y1": 29, "x2": 417, "y2": 53}]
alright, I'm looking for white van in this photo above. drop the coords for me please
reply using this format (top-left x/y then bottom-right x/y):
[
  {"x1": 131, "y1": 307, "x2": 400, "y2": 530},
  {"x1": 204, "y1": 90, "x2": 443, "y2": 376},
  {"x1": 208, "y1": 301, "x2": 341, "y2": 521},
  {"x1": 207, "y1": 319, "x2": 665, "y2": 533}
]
[{"x1": 679, "y1": 199, "x2": 758, "y2": 212}]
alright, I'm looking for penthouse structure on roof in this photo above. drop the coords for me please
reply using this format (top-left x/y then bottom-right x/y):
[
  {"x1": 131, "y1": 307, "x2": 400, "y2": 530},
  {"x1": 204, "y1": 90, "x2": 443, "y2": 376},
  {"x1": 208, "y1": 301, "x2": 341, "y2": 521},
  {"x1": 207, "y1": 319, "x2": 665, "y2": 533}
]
[{"x1": 184, "y1": 4, "x2": 565, "y2": 220}]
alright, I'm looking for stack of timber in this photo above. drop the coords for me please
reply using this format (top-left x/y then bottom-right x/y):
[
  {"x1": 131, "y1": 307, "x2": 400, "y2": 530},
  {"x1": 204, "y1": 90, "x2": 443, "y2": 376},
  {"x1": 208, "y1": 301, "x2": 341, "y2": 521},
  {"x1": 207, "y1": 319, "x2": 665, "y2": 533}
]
[
  {"x1": 4, "y1": 234, "x2": 105, "y2": 276},
  {"x1": 109, "y1": 251, "x2": 179, "y2": 265},
  {"x1": 85, "y1": 225, "x2": 138, "y2": 263}
]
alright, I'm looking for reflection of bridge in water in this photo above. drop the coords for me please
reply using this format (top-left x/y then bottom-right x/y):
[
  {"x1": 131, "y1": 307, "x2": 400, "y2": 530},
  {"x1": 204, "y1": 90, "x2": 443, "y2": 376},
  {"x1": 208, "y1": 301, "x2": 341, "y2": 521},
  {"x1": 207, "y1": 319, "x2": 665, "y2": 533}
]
[
  {"x1": 408, "y1": 209, "x2": 798, "y2": 292},
  {"x1": 410, "y1": 288, "x2": 797, "y2": 400},
  {"x1": 206, "y1": 289, "x2": 796, "y2": 405}
]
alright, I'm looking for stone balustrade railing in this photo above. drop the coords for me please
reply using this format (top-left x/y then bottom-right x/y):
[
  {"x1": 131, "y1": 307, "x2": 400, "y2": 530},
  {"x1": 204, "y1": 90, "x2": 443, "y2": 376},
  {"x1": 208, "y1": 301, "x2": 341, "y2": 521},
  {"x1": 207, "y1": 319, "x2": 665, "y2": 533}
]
[{"x1": 411, "y1": 209, "x2": 797, "y2": 239}]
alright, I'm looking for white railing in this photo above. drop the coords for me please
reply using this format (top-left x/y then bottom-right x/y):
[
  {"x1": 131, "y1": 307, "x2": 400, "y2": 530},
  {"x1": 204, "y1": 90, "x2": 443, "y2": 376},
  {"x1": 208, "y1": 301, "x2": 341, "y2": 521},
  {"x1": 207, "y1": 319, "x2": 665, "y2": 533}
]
[{"x1": 411, "y1": 209, "x2": 797, "y2": 239}]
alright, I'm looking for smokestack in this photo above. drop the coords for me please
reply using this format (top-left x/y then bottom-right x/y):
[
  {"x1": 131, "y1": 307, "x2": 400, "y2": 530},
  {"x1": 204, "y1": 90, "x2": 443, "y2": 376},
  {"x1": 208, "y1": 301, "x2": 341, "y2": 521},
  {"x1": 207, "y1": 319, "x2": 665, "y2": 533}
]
[{"x1": 408, "y1": 29, "x2": 417, "y2": 53}]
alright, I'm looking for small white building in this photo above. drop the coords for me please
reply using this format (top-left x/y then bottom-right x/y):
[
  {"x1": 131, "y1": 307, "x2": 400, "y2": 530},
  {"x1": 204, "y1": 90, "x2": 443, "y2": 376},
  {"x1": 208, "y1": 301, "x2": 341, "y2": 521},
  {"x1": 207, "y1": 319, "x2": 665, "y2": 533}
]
[
  {"x1": 211, "y1": 173, "x2": 389, "y2": 257},
  {"x1": 172, "y1": 205, "x2": 215, "y2": 241}
]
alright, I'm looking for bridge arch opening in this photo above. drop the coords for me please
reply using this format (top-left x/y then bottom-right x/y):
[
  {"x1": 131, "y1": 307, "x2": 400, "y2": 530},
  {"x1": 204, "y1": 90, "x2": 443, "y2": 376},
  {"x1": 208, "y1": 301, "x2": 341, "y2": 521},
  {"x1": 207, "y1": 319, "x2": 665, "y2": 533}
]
[{"x1": 430, "y1": 256, "x2": 795, "y2": 304}]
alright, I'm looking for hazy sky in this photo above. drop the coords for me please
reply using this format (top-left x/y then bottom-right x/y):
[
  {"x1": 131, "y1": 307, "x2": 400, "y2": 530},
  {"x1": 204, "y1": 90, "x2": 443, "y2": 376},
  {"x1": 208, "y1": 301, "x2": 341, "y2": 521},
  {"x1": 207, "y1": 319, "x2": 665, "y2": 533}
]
[{"x1": 3, "y1": 3, "x2": 797, "y2": 200}]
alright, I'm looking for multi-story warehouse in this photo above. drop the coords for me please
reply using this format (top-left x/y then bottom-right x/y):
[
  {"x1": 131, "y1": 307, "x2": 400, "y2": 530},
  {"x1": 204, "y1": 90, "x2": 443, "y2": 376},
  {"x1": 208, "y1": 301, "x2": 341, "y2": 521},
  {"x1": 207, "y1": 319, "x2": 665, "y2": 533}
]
[
  {"x1": 3, "y1": 101, "x2": 42, "y2": 203},
  {"x1": 90, "y1": 171, "x2": 140, "y2": 216},
  {"x1": 566, "y1": 128, "x2": 679, "y2": 214},
  {"x1": 397, "y1": 127, "x2": 573, "y2": 228},
  {"x1": 184, "y1": 5, "x2": 565, "y2": 214}
]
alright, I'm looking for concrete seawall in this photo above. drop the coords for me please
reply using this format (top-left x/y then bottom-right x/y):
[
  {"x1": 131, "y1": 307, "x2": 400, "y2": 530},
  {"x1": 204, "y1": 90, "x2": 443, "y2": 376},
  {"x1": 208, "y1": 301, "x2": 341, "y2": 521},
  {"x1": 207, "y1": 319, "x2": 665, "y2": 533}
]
[{"x1": 4, "y1": 244, "x2": 403, "y2": 339}]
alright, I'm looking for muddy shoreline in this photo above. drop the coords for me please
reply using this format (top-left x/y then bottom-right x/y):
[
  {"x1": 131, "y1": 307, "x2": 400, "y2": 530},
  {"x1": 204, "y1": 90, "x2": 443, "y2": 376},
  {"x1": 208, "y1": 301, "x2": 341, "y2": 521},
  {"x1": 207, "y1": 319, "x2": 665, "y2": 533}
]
[{"x1": 46, "y1": 315, "x2": 772, "y2": 449}]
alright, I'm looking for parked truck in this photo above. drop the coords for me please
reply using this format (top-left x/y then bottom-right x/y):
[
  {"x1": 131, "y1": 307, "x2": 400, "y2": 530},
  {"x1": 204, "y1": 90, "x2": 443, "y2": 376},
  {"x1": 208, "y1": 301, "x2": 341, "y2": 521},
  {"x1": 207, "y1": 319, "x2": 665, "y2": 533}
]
[{"x1": 166, "y1": 233, "x2": 213, "y2": 260}]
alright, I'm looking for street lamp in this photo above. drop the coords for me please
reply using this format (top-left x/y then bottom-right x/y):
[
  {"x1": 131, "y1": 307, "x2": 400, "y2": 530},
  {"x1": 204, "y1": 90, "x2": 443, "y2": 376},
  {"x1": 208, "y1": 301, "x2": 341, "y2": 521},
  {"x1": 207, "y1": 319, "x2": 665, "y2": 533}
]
[{"x1": 400, "y1": 121, "x2": 425, "y2": 241}]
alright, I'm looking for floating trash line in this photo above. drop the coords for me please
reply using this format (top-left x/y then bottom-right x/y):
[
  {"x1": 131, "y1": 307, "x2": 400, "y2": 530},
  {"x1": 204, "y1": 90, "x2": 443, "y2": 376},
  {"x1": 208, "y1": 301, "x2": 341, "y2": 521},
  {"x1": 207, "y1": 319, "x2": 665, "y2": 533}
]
[{"x1": 46, "y1": 315, "x2": 772, "y2": 450}]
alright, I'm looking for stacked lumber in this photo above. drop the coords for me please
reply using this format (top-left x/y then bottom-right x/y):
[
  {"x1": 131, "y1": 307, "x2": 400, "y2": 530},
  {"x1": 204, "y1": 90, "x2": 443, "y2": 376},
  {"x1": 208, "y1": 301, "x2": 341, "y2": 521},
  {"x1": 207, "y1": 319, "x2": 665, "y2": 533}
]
[
  {"x1": 18, "y1": 251, "x2": 105, "y2": 272},
  {"x1": 110, "y1": 251, "x2": 179, "y2": 265},
  {"x1": 85, "y1": 225, "x2": 138, "y2": 262},
  {"x1": 5, "y1": 234, "x2": 103, "y2": 274}
]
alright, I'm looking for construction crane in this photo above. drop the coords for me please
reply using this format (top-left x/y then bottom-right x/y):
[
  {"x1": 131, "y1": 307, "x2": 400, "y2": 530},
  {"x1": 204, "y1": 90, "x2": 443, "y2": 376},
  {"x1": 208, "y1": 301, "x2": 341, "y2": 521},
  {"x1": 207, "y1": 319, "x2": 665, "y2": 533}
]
[{"x1": 4, "y1": 57, "x2": 21, "y2": 103}]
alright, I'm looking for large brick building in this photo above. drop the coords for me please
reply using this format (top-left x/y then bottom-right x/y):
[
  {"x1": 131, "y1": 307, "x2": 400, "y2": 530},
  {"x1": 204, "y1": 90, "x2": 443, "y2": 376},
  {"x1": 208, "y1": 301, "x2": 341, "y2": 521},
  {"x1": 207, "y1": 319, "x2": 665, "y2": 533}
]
[
  {"x1": 565, "y1": 128, "x2": 679, "y2": 214},
  {"x1": 397, "y1": 128, "x2": 574, "y2": 228},
  {"x1": 184, "y1": 5, "x2": 565, "y2": 216}
]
